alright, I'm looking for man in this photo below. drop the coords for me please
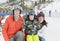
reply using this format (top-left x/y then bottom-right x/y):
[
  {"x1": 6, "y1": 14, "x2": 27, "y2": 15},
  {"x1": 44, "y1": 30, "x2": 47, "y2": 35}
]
[{"x1": 2, "y1": 6, "x2": 24, "y2": 41}]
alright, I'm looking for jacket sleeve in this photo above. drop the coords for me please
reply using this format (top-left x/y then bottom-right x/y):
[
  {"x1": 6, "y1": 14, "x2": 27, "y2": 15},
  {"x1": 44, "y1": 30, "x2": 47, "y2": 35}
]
[
  {"x1": 2, "y1": 18, "x2": 9, "y2": 41},
  {"x1": 37, "y1": 24, "x2": 43, "y2": 30},
  {"x1": 20, "y1": 17, "x2": 23, "y2": 30}
]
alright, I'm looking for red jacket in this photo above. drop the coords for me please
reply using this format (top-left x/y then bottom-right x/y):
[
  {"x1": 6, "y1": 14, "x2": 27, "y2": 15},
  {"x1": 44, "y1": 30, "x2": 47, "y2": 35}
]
[{"x1": 2, "y1": 15, "x2": 22, "y2": 41}]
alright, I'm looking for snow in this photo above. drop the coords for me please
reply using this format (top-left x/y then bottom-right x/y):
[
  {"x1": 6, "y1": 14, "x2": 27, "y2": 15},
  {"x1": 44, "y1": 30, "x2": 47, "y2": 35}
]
[
  {"x1": 0, "y1": 32, "x2": 4, "y2": 41},
  {"x1": 45, "y1": 17, "x2": 60, "y2": 41}
]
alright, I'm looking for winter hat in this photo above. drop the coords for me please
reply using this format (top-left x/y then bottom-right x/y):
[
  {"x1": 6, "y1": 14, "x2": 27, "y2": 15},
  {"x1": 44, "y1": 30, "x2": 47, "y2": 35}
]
[{"x1": 37, "y1": 12, "x2": 45, "y2": 18}]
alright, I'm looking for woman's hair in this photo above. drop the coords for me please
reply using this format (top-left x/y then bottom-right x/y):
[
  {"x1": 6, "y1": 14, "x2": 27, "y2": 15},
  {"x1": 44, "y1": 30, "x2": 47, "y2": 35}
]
[
  {"x1": 41, "y1": 20, "x2": 48, "y2": 27},
  {"x1": 13, "y1": 9, "x2": 21, "y2": 21},
  {"x1": 37, "y1": 12, "x2": 45, "y2": 18}
]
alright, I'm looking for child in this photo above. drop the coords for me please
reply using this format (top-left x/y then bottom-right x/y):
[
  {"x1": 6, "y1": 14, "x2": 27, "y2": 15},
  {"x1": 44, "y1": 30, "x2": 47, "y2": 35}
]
[{"x1": 23, "y1": 9, "x2": 40, "y2": 41}]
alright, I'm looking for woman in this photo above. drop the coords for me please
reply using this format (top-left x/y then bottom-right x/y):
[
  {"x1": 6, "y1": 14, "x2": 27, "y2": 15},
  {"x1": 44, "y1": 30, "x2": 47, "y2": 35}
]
[
  {"x1": 37, "y1": 12, "x2": 48, "y2": 41},
  {"x1": 2, "y1": 7, "x2": 24, "y2": 41}
]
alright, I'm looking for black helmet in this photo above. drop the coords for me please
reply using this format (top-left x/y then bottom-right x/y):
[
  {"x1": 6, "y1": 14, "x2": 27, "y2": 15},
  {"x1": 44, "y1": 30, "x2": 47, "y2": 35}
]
[{"x1": 28, "y1": 9, "x2": 35, "y2": 16}]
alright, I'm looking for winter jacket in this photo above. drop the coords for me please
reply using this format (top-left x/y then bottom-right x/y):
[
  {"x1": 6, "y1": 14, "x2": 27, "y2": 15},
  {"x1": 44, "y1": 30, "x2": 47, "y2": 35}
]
[
  {"x1": 23, "y1": 19, "x2": 41, "y2": 35},
  {"x1": 2, "y1": 15, "x2": 22, "y2": 41},
  {"x1": 37, "y1": 20, "x2": 48, "y2": 38}
]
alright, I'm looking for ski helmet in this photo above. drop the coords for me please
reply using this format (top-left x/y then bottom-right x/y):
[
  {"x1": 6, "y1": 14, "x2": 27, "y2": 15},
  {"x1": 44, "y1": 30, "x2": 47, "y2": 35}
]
[
  {"x1": 28, "y1": 9, "x2": 35, "y2": 16},
  {"x1": 13, "y1": 5, "x2": 22, "y2": 14}
]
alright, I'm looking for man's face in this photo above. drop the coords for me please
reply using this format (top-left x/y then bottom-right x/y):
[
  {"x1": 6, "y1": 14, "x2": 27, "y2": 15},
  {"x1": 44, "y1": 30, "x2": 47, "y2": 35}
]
[
  {"x1": 14, "y1": 9, "x2": 20, "y2": 18},
  {"x1": 38, "y1": 16, "x2": 44, "y2": 23},
  {"x1": 29, "y1": 15, "x2": 34, "y2": 20}
]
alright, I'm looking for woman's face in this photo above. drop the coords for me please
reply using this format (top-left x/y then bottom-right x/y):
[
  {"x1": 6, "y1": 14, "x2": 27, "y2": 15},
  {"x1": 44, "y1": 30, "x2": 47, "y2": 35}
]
[
  {"x1": 29, "y1": 15, "x2": 34, "y2": 20},
  {"x1": 14, "y1": 9, "x2": 20, "y2": 18},
  {"x1": 38, "y1": 16, "x2": 44, "y2": 23}
]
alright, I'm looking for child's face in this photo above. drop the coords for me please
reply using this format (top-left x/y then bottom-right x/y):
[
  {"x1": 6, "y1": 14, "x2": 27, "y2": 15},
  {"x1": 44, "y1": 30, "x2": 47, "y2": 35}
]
[
  {"x1": 29, "y1": 15, "x2": 34, "y2": 20},
  {"x1": 38, "y1": 16, "x2": 44, "y2": 23}
]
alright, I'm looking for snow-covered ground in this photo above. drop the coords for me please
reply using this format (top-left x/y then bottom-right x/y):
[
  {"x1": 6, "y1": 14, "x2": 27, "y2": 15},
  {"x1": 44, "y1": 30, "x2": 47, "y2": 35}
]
[
  {"x1": 0, "y1": 32, "x2": 4, "y2": 41},
  {"x1": 46, "y1": 17, "x2": 60, "y2": 41},
  {"x1": 0, "y1": 17, "x2": 60, "y2": 41}
]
